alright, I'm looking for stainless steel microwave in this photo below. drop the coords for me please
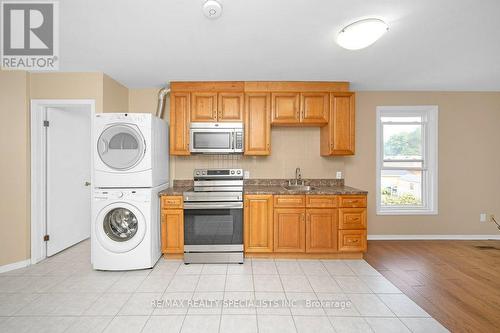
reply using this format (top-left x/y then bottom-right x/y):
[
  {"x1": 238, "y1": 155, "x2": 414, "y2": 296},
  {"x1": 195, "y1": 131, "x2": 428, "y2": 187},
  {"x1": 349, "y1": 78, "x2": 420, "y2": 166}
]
[{"x1": 189, "y1": 122, "x2": 244, "y2": 154}]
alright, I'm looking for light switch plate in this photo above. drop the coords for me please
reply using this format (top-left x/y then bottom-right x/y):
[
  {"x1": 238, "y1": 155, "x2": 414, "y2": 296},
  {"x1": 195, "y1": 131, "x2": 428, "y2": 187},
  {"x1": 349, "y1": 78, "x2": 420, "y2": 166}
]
[
  {"x1": 480, "y1": 213, "x2": 487, "y2": 222},
  {"x1": 336, "y1": 171, "x2": 342, "y2": 179},
  {"x1": 244, "y1": 171, "x2": 250, "y2": 179}
]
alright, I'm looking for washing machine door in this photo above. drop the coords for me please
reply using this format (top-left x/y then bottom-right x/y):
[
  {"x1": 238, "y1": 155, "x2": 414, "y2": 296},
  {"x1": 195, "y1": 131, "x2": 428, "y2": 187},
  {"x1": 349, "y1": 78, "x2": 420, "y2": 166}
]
[
  {"x1": 96, "y1": 202, "x2": 146, "y2": 253},
  {"x1": 97, "y1": 124, "x2": 146, "y2": 171}
]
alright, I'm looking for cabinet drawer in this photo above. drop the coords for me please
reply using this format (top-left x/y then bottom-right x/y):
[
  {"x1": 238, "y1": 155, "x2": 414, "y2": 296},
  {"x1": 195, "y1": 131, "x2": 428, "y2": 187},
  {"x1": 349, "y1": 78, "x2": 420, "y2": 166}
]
[
  {"x1": 338, "y1": 230, "x2": 367, "y2": 252},
  {"x1": 161, "y1": 196, "x2": 183, "y2": 209},
  {"x1": 339, "y1": 195, "x2": 367, "y2": 208},
  {"x1": 338, "y1": 208, "x2": 367, "y2": 229},
  {"x1": 306, "y1": 195, "x2": 337, "y2": 208},
  {"x1": 274, "y1": 195, "x2": 305, "y2": 208}
]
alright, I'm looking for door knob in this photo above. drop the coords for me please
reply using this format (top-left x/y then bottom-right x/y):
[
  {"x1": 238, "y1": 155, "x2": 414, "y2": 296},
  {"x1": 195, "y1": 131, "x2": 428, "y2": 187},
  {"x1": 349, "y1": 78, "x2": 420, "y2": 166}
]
[{"x1": 84, "y1": 181, "x2": 91, "y2": 186}]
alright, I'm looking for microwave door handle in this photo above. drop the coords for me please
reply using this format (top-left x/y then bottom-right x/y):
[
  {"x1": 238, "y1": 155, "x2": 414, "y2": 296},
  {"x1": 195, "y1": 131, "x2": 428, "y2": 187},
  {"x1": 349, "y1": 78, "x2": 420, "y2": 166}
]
[{"x1": 231, "y1": 131, "x2": 235, "y2": 150}]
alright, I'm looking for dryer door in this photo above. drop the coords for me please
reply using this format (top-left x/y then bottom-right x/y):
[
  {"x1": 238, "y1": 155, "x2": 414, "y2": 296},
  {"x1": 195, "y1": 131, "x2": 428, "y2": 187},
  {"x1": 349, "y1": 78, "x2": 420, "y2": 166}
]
[
  {"x1": 96, "y1": 202, "x2": 146, "y2": 253},
  {"x1": 97, "y1": 124, "x2": 146, "y2": 171}
]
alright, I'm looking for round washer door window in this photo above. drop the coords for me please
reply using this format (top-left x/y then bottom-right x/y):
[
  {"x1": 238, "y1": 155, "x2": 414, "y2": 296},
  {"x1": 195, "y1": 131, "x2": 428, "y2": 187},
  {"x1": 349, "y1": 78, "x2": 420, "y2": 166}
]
[
  {"x1": 95, "y1": 203, "x2": 146, "y2": 253},
  {"x1": 103, "y1": 208, "x2": 138, "y2": 242},
  {"x1": 97, "y1": 124, "x2": 145, "y2": 170}
]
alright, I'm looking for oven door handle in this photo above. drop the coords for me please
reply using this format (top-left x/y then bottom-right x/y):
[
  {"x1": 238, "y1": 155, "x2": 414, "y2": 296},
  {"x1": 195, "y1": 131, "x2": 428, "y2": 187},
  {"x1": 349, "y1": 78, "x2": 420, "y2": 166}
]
[{"x1": 184, "y1": 202, "x2": 243, "y2": 210}]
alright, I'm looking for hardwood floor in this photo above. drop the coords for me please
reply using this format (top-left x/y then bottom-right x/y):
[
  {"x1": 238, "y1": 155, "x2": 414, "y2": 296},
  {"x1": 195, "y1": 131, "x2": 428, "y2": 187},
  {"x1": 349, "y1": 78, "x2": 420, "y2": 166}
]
[{"x1": 365, "y1": 240, "x2": 500, "y2": 333}]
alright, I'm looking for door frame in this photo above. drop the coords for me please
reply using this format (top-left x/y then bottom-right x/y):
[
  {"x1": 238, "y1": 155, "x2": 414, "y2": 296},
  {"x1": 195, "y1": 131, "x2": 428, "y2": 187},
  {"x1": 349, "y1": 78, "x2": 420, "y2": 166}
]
[{"x1": 30, "y1": 99, "x2": 96, "y2": 264}]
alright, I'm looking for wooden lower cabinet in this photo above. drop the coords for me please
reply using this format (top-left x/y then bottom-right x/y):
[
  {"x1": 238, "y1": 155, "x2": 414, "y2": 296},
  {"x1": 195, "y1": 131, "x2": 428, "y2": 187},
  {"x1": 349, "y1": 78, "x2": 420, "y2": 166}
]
[
  {"x1": 160, "y1": 209, "x2": 184, "y2": 254},
  {"x1": 306, "y1": 208, "x2": 337, "y2": 253},
  {"x1": 338, "y1": 229, "x2": 367, "y2": 252},
  {"x1": 274, "y1": 208, "x2": 306, "y2": 252},
  {"x1": 338, "y1": 208, "x2": 367, "y2": 229},
  {"x1": 241, "y1": 194, "x2": 367, "y2": 257},
  {"x1": 244, "y1": 195, "x2": 274, "y2": 253}
]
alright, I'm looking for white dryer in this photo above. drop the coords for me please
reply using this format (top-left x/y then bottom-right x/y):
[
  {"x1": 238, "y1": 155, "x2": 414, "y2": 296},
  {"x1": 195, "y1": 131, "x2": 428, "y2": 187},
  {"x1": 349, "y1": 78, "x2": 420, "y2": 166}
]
[
  {"x1": 94, "y1": 113, "x2": 169, "y2": 188},
  {"x1": 91, "y1": 185, "x2": 166, "y2": 270}
]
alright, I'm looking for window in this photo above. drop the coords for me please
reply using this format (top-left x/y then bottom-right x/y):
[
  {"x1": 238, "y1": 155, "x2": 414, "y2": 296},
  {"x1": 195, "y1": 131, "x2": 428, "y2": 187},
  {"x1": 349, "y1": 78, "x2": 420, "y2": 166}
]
[{"x1": 376, "y1": 106, "x2": 438, "y2": 215}]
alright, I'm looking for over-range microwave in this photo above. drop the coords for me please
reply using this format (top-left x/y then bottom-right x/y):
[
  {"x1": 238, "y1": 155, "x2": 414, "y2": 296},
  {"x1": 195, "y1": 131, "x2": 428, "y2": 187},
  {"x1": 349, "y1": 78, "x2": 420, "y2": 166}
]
[{"x1": 189, "y1": 122, "x2": 244, "y2": 154}]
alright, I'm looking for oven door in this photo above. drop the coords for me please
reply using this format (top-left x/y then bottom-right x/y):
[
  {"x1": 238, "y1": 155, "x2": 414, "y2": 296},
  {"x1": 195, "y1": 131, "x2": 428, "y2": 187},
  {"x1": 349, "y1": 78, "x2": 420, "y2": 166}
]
[
  {"x1": 190, "y1": 129, "x2": 235, "y2": 153},
  {"x1": 183, "y1": 202, "x2": 243, "y2": 252}
]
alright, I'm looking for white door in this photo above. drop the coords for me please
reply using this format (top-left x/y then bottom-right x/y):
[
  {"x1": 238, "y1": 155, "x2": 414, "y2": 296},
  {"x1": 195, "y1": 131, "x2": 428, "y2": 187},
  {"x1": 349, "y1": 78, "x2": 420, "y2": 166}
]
[{"x1": 46, "y1": 106, "x2": 91, "y2": 256}]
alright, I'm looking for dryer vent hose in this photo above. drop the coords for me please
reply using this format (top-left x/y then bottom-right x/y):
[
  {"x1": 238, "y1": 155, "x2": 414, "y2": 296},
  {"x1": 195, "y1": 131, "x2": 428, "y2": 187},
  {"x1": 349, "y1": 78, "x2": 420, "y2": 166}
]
[{"x1": 156, "y1": 87, "x2": 171, "y2": 119}]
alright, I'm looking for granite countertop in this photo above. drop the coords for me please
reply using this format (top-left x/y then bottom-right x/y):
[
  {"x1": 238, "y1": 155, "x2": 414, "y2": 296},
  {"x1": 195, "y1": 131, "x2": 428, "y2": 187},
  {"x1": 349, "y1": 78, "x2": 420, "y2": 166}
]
[
  {"x1": 159, "y1": 179, "x2": 367, "y2": 196},
  {"x1": 159, "y1": 186, "x2": 192, "y2": 196}
]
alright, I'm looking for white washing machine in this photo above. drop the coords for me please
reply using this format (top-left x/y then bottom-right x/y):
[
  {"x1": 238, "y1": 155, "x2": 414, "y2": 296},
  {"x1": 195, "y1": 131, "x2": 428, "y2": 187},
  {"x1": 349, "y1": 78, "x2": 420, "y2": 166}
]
[
  {"x1": 91, "y1": 185, "x2": 166, "y2": 270},
  {"x1": 94, "y1": 113, "x2": 169, "y2": 188}
]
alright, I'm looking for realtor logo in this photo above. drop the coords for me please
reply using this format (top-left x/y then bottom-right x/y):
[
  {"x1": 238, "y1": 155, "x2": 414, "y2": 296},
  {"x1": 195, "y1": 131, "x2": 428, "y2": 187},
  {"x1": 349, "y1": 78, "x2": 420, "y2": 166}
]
[{"x1": 1, "y1": 1, "x2": 59, "y2": 70}]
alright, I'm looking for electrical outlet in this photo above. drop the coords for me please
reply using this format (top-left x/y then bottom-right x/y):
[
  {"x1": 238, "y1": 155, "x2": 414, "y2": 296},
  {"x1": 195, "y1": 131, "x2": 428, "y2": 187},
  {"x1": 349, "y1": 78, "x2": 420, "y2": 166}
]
[
  {"x1": 489, "y1": 214, "x2": 496, "y2": 223},
  {"x1": 480, "y1": 213, "x2": 487, "y2": 222},
  {"x1": 336, "y1": 171, "x2": 342, "y2": 179},
  {"x1": 244, "y1": 171, "x2": 250, "y2": 179}
]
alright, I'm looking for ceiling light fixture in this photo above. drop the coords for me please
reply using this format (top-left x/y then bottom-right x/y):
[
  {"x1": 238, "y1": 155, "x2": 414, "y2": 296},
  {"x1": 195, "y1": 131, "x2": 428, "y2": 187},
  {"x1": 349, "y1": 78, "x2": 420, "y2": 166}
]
[
  {"x1": 203, "y1": 0, "x2": 223, "y2": 19},
  {"x1": 337, "y1": 18, "x2": 389, "y2": 50}
]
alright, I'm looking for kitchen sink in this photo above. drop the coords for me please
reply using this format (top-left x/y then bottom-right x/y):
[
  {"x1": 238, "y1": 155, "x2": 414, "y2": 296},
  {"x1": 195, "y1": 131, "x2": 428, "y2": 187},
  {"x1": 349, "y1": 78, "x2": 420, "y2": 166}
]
[{"x1": 282, "y1": 185, "x2": 316, "y2": 191}]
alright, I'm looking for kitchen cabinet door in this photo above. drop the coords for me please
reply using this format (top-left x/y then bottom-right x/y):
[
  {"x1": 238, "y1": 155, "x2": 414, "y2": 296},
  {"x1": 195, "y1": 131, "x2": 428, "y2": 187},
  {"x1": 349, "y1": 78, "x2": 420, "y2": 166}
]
[
  {"x1": 161, "y1": 209, "x2": 184, "y2": 254},
  {"x1": 320, "y1": 92, "x2": 355, "y2": 156},
  {"x1": 300, "y1": 92, "x2": 329, "y2": 125},
  {"x1": 306, "y1": 208, "x2": 337, "y2": 253},
  {"x1": 191, "y1": 92, "x2": 217, "y2": 122},
  {"x1": 273, "y1": 208, "x2": 306, "y2": 252},
  {"x1": 170, "y1": 92, "x2": 190, "y2": 155},
  {"x1": 218, "y1": 92, "x2": 244, "y2": 121},
  {"x1": 271, "y1": 92, "x2": 300, "y2": 124},
  {"x1": 244, "y1": 93, "x2": 271, "y2": 155},
  {"x1": 244, "y1": 195, "x2": 274, "y2": 253}
]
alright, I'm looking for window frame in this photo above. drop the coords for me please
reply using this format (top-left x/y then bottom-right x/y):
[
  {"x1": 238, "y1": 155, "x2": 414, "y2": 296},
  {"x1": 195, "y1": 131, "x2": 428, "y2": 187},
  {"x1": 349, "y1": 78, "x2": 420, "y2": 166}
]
[{"x1": 376, "y1": 105, "x2": 438, "y2": 215}]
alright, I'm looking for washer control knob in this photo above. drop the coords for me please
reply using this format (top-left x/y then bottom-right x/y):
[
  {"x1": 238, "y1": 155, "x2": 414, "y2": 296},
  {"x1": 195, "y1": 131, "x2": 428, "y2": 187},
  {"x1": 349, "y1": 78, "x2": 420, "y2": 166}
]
[{"x1": 114, "y1": 191, "x2": 123, "y2": 198}]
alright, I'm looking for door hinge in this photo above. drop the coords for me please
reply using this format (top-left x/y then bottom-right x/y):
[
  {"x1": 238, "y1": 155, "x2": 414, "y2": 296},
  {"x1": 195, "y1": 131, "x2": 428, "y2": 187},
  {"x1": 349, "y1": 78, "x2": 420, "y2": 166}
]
[
  {"x1": 43, "y1": 120, "x2": 49, "y2": 127},
  {"x1": 43, "y1": 235, "x2": 50, "y2": 241}
]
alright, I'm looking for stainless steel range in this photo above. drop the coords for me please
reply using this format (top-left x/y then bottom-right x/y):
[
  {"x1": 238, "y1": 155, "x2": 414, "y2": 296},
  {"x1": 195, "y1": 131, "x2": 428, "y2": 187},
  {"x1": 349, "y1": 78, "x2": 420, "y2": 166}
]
[{"x1": 183, "y1": 168, "x2": 244, "y2": 264}]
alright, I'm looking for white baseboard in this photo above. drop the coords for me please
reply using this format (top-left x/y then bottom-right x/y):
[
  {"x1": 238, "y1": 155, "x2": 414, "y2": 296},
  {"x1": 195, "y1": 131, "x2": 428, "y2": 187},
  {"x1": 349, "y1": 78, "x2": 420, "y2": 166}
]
[
  {"x1": 368, "y1": 234, "x2": 500, "y2": 240},
  {"x1": 0, "y1": 259, "x2": 31, "y2": 273}
]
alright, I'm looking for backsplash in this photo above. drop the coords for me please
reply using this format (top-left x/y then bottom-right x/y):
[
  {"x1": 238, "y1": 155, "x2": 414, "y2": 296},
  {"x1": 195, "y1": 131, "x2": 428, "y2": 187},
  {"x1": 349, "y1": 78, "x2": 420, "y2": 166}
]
[
  {"x1": 171, "y1": 127, "x2": 346, "y2": 179},
  {"x1": 244, "y1": 179, "x2": 344, "y2": 186}
]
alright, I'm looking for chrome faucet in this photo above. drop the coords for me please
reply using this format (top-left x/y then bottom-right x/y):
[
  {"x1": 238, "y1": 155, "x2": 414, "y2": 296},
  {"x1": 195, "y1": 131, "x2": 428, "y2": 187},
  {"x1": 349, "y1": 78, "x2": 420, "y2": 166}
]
[
  {"x1": 289, "y1": 167, "x2": 304, "y2": 186},
  {"x1": 296, "y1": 167, "x2": 302, "y2": 182}
]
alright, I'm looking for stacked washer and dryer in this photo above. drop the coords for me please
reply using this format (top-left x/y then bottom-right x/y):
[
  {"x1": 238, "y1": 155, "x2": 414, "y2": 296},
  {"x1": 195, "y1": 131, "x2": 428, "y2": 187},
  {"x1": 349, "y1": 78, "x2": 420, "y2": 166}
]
[{"x1": 92, "y1": 113, "x2": 169, "y2": 270}]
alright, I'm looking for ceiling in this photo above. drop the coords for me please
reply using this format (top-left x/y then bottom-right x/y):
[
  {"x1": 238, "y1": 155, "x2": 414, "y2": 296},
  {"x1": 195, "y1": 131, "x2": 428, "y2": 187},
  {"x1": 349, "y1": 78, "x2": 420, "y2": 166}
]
[{"x1": 59, "y1": 0, "x2": 500, "y2": 90}]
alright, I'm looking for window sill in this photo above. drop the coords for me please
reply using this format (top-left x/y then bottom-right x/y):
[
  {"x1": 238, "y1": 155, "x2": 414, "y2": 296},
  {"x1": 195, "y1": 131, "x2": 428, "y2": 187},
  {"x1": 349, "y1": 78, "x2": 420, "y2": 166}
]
[{"x1": 377, "y1": 209, "x2": 438, "y2": 216}]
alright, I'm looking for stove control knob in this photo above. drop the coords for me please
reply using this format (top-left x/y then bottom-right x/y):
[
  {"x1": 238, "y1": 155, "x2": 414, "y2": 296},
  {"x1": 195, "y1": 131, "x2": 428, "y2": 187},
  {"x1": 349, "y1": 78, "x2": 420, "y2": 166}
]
[
  {"x1": 202, "y1": 171, "x2": 207, "y2": 175},
  {"x1": 237, "y1": 170, "x2": 241, "y2": 174},
  {"x1": 195, "y1": 171, "x2": 200, "y2": 176},
  {"x1": 231, "y1": 170, "x2": 235, "y2": 174}
]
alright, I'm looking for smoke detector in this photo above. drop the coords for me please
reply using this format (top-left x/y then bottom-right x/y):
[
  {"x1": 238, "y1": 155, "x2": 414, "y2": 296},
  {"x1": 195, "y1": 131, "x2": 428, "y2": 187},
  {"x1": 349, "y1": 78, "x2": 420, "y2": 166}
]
[{"x1": 203, "y1": 0, "x2": 222, "y2": 19}]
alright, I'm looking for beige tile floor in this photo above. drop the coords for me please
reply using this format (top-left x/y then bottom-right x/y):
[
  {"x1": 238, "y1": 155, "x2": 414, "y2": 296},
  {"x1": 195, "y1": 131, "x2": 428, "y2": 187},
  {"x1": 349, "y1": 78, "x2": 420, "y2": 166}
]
[{"x1": 0, "y1": 239, "x2": 449, "y2": 333}]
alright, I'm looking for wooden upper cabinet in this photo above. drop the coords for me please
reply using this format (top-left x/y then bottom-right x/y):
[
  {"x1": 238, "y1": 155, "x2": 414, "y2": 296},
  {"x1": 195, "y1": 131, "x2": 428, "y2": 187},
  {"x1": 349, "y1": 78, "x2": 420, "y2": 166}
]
[
  {"x1": 170, "y1": 92, "x2": 190, "y2": 155},
  {"x1": 161, "y1": 208, "x2": 184, "y2": 254},
  {"x1": 306, "y1": 208, "x2": 337, "y2": 253},
  {"x1": 191, "y1": 92, "x2": 218, "y2": 122},
  {"x1": 244, "y1": 93, "x2": 271, "y2": 155},
  {"x1": 300, "y1": 92, "x2": 329, "y2": 125},
  {"x1": 320, "y1": 92, "x2": 355, "y2": 156},
  {"x1": 271, "y1": 92, "x2": 300, "y2": 124},
  {"x1": 244, "y1": 195, "x2": 274, "y2": 253},
  {"x1": 218, "y1": 92, "x2": 244, "y2": 121},
  {"x1": 274, "y1": 208, "x2": 306, "y2": 252}
]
